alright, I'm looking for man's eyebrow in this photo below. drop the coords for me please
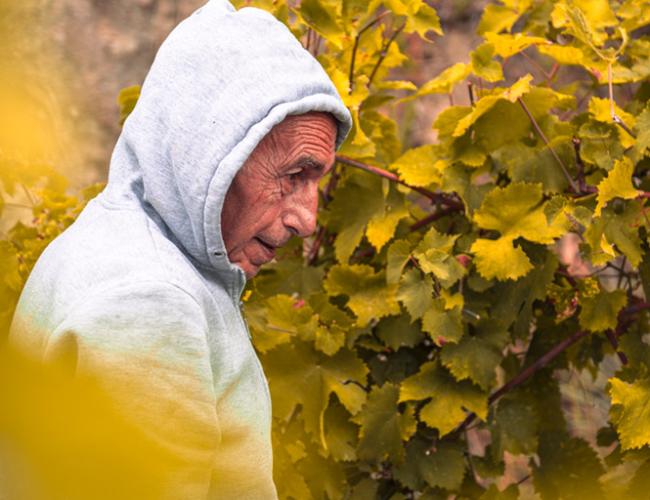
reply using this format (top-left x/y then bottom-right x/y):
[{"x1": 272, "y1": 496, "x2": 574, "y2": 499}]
[{"x1": 284, "y1": 156, "x2": 329, "y2": 172}]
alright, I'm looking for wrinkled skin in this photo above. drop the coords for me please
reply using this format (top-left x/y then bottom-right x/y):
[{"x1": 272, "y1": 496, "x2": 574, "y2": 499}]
[{"x1": 221, "y1": 112, "x2": 337, "y2": 279}]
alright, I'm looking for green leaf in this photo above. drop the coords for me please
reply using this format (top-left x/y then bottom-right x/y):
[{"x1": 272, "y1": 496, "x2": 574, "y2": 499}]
[
  {"x1": 578, "y1": 120, "x2": 624, "y2": 169},
  {"x1": 397, "y1": 268, "x2": 434, "y2": 322},
  {"x1": 299, "y1": 0, "x2": 345, "y2": 49},
  {"x1": 479, "y1": 484, "x2": 519, "y2": 500},
  {"x1": 500, "y1": 139, "x2": 573, "y2": 194},
  {"x1": 399, "y1": 361, "x2": 487, "y2": 435},
  {"x1": 325, "y1": 264, "x2": 400, "y2": 326},
  {"x1": 609, "y1": 376, "x2": 650, "y2": 450},
  {"x1": 584, "y1": 201, "x2": 645, "y2": 266},
  {"x1": 376, "y1": 314, "x2": 424, "y2": 350},
  {"x1": 579, "y1": 288, "x2": 627, "y2": 332},
  {"x1": 473, "y1": 182, "x2": 567, "y2": 243},
  {"x1": 264, "y1": 341, "x2": 368, "y2": 445},
  {"x1": 440, "y1": 321, "x2": 508, "y2": 390},
  {"x1": 247, "y1": 294, "x2": 315, "y2": 352},
  {"x1": 412, "y1": 228, "x2": 466, "y2": 287},
  {"x1": 393, "y1": 439, "x2": 466, "y2": 491},
  {"x1": 422, "y1": 299, "x2": 464, "y2": 345},
  {"x1": 327, "y1": 174, "x2": 383, "y2": 262},
  {"x1": 366, "y1": 188, "x2": 409, "y2": 252},
  {"x1": 471, "y1": 237, "x2": 533, "y2": 281},
  {"x1": 595, "y1": 157, "x2": 639, "y2": 216},
  {"x1": 352, "y1": 383, "x2": 415, "y2": 462},
  {"x1": 635, "y1": 105, "x2": 650, "y2": 158},
  {"x1": 490, "y1": 395, "x2": 540, "y2": 456},
  {"x1": 386, "y1": 239, "x2": 412, "y2": 284},
  {"x1": 434, "y1": 105, "x2": 472, "y2": 140},
  {"x1": 533, "y1": 432, "x2": 605, "y2": 500},
  {"x1": 470, "y1": 43, "x2": 504, "y2": 83},
  {"x1": 453, "y1": 75, "x2": 533, "y2": 137},
  {"x1": 323, "y1": 401, "x2": 359, "y2": 462}
]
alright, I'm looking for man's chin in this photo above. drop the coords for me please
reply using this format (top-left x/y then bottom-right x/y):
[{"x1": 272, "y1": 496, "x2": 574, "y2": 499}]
[
  {"x1": 239, "y1": 260, "x2": 262, "y2": 279},
  {"x1": 243, "y1": 266, "x2": 259, "y2": 279}
]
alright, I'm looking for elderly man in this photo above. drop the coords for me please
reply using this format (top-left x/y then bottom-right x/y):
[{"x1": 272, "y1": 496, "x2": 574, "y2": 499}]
[{"x1": 9, "y1": 0, "x2": 351, "y2": 498}]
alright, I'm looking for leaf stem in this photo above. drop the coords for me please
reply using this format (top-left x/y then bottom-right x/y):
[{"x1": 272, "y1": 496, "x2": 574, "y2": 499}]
[
  {"x1": 335, "y1": 155, "x2": 464, "y2": 210},
  {"x1": 605, "y1": 329, "x2": 628, "y2": 365},
  {"x1": 517, "y1": 97, "x2": 580, "y2": 193},
  {"x1": 410, "y1": 206, "x2": 457, "y2": 231},
  {"x1": 521, "y1": 49, "x2": 551, "y2": 81},
  {"x1": 349, "y1": 10, "x2": 391, "y2": 94},
  {"x1": 572, "y1": 137, "x2": 588, "y2": 193},
  {"x1": 608, "y1": 62, "x2": 637, "y2": 139},
  {"x1": 367, "y1": 21, "x2": 406, "y2": 88}
]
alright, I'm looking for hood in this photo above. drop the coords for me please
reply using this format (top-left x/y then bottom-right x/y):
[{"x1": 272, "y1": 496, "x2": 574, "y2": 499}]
[{"x1": 102, "y1": 0, "x2": 352, "y2": 283}]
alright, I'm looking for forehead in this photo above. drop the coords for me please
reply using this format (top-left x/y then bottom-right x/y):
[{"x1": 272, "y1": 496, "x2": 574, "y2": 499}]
[{"x1": 267, "y1": 112, "x2": 337, "y2": 161}]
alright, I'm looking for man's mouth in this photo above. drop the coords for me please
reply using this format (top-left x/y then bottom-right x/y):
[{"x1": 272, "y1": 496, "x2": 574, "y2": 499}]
[{"x1": 255, "y1": 237, "x2": 277, "y2": 259}]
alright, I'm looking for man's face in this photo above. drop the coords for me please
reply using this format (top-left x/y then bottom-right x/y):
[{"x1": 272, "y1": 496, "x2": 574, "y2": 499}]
[{"x1": 221, "y1": 112, "x2": 337, "y2": 278}]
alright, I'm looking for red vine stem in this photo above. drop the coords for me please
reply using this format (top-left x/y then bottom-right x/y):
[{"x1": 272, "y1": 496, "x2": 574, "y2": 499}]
[
  {"x1": 605, "y1": 329, "x2": 628, "y2": 365},
  {"x1": 335, "y1": 155, "x2": 464, "y2": 210},
  {"x1": 410, "y1": 206, "x2": 457, "y2": 231},
  {"x1": 454, "y1": 329, "x2": 589, "y2": 434},
  {"x1": 454, "y1": 299, "x2": 650, "y2": 435}
]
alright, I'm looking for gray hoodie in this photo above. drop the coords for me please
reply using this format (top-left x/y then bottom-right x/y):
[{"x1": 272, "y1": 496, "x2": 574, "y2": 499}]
[{"x1": 9, "y1": 1, "x2": 351, "y2": 497}]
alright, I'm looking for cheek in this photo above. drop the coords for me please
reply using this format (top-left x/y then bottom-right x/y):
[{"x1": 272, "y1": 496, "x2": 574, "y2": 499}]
[{"x1": 227, "y1": 188, "x2": 283, "y2": 244}]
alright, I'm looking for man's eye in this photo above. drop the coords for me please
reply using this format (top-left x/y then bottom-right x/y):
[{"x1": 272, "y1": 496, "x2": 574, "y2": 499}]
[{"x1": 280, "y1": 170, "x2": 303, "y2": 195}]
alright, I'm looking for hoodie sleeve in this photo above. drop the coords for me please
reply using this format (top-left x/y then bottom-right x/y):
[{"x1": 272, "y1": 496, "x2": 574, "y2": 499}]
[{"x1": 45, "y1": 280, "x2": 220, "y2": 500}]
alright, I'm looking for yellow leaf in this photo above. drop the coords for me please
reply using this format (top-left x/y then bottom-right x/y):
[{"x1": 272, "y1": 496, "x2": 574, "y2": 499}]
[
  {"x1": 470, "y1": 43, "x2": 504, "y2": 82},
  {"x1": 453, "y1": 74, "x2": 533, "y2": 137},
  {"x1": 473, "y1": 182, "x2": 567, "y2": 243},
  {"x1": 538, "y1": 44, "x2": 586, "y2": 65},
  {"x1": 609, "y1": 376, "x2": 650, "y2": 450},
  {"x1": 390, "y1": 145, "x2": 441, "y2": 187},
  {"x1": 588, "y1": 97, "x2": 637, "y2": 147},
  {"x1": 417, "y1": 63, "x2": 470, "y2": 96},
  {"x1": 440, "y1": 289, "x2": 464, "y2": 310},
  {"x1": 366, "y1": 203, "x2": 409, "y2": 252},
  {"x1": 484, "y1": 32, "x2": 549, "y2": 58},
  {"x1": 471, "y1": 237, "x2": 533, "y2": 281},
  {"x1": 595, "y1": 157, "x2": 639, "y2": 216},
  {"x1": 477, "y1": 4, "x2": 520, "y2": 35}
]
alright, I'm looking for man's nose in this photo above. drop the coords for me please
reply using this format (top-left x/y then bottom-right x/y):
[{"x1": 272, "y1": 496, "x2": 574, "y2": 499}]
[{"x1": 283, "y1": 183, "x2": 319, "y2": 238}]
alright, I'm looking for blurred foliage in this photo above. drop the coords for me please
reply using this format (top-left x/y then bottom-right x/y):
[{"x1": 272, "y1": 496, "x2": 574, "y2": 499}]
[{"x1": 2, "y1": 0, "x2": 650, "y2": 498}]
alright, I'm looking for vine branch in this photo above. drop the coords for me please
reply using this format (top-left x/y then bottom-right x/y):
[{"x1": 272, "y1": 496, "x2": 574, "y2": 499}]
[
  {"x1": 335, "y1": 155, "x2": 464, "y2": 210},
  {"x1": 517, "y1": 98, "x2": 580, "y2": 193},
  {"x1": 410, "y1": 206, "x2": 457, "y2": 231},
  {"x1": 367, "y1": 21, "x2": 406, "y2": 88},
  {"x1": 349, "y1": 10, "x2": 390, "y2": 94},
  {"x1": 454, "y1": 329, "x2": 589, "y2": 435}
]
